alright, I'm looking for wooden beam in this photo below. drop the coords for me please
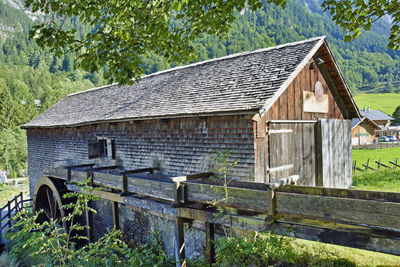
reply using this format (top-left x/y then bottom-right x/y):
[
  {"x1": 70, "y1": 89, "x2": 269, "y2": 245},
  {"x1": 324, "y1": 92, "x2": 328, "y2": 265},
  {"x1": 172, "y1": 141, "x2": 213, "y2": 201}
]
[
  {"x1": 277, "y1": 185, "x2": 400, "y2": 204},
  {"x1": 86, "y1": 200, "x2": 95, "y2": 243},
  {"x1": 174, "y1": 218, "x2": 186, "y2": 267},
  {"x1": 315, "y1": 120, "x2": 323, "y2": 186},
  {"x1": 205, "y1": 222, "x2": 215, "y2": 264},
  {"x1": 119, "y1": 167, "x2": 156, "y2": 175},
  {"x1": 112, "y1": 201, "x2": 120, "y2": 230},
  {"x1": 184, "y1": 181, "x2": 271, "y2": 213},
  {"x1": 179, "y1": 207, "x2": 400, "y2": 256},
  {"x1": 317, "y1": 64, "x2": 350, "y2": 118},
  {"x1": 275, "y1": 192, "x2": 400, "y2": 229},
  {"x1": 266, "y1": 175, "x2": 300, "y2": 189},
  {"x1": 266, "y1": 165, "x2": 294, "y2": 174},
  {"x1": 65, "y1": 163, "x2": 95, "y2": 169},
  {"x1": 389, "y1": 161, "x2": 400, "y2": 168},
  {"x1": 92, "y1": 190, "x2": 124, "y2": 203},
  {"x1": 171, "y1": 172, "x2": 213, "y2": 183},
  {"x1": 270, "y1": 221, "x2": 400, "y2": 256},
  {"x1": 91, "y1": 165, "x2": 120, "y2": 171}
]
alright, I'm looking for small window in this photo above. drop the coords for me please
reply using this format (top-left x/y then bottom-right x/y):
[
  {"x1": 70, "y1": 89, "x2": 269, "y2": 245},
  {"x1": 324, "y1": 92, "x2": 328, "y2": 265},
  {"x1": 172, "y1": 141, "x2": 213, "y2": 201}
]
[
  {"x1": 98, "y1": 139, "x2": 108, "y2": 157},
  {"x1": 88, "y1": 138, "x2": 115, "y2": 159}
]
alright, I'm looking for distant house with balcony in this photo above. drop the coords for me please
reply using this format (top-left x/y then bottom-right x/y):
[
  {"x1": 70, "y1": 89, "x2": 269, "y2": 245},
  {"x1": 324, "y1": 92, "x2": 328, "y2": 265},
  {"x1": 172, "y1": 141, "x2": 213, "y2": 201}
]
[
  {"x1": 360, "y1": 107, "x2": 394, "y2": 128},
  {"x1": 351, "y1": 117, "x2": 381, "y2": 146}
]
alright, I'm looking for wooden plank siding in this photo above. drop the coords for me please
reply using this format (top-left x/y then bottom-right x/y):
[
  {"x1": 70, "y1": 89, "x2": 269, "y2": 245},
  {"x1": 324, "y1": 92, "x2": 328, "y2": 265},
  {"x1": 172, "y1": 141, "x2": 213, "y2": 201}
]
[
  {"x1": 351, "y1": 119, "x2": 380, "y2": 146},
  {"x1": 265, "y1": 58, "x2": 344, "y2": 121},
  {"x1": 320, "y1": 119, "x2": 352, "y2": 188},
  {"x1": 253, "y1": 54, "x2": 348, "y2": 183}
]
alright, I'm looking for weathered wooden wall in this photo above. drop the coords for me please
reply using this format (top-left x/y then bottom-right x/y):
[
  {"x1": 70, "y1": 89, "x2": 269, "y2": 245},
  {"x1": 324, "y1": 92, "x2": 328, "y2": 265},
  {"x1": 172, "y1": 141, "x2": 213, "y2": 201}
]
[
  {"x1": 265, "y1": 58, "x2": 345, "y2": 122},
  {"x1": 266, "y1": 119, "x2": 351, "y2": 188},
  {"x1": 268, "y1": 122, "x2": 316, "y2": 186},
  {"x1": 27, "y1": 115, "x2": 255, "y2": 196},
  {"x1": 253, "y1": 55, "x2": 352, "y2": 183},
  {"x1": 318, "y1": 119, "x2": 352, "y2": 188},
  {"x1": 351, "y1": 122, "x2": 377, "y2": 146}
]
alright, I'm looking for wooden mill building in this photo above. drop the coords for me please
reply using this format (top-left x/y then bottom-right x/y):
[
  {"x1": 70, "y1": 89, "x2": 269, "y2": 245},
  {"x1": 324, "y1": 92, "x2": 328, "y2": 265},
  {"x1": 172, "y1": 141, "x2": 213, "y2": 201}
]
[{"x1": 22, "y1": 36, "x2": 360, "y2": 254}]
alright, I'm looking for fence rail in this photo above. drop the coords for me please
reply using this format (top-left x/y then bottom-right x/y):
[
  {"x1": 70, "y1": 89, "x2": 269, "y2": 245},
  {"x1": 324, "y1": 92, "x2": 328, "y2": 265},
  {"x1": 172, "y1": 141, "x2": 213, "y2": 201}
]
[
  {"x1": 353, "y1": 142, "x2": 400, "y2": 149},
  {"x1": 0, "y1": 193, "x2": 33, "y2": 243},
  {"x1": 353, "y1": 158, "x2": 399, "y2": 173},
  {"x1": 42, "y1": 166, "x2": 400, "y2": 266}
]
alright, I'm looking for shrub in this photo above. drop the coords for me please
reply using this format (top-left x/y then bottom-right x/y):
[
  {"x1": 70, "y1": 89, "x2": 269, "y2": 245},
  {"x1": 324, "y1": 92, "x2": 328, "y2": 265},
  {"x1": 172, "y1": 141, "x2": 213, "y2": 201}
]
[
  {"x1": 215, "y1": 232, "x2": 357, "y2": 267},
  {"x1": 215, "y1": 232, "x2": 296, "y2": 266},
  {"x1": 0, "y1": 252, "x2": 19, "y2": 267},
  {"x1": 6, "y1": 179, "x2": 173, "y2": 267}
]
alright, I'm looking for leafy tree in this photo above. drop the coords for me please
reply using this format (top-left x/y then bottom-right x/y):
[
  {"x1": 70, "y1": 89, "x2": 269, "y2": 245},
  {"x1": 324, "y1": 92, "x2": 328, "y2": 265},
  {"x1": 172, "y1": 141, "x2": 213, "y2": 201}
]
[
  {"x1": 0, "y1": 82, "x2": 16, "y2": 129},
  {"x1": 25, "y1": 0, "x2": 284, "y2": 84},
  {"x1": 0, "y1": 128, "x2": 27, "y2": 176},
  {"x1": 24, "y1": 0, "x2": 400, "y2": 84},
  {"x1": 322, "y1": 0, "x2": 400, "y2": 49},
  {"x1": 393, "y1": 105, "x2": 400, "y2": 124}
]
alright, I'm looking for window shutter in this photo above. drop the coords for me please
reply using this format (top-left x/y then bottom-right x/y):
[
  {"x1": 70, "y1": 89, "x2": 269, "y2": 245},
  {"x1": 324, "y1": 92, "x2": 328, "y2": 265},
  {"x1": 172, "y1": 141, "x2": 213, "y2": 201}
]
[{"x1": 88, "y1": 141, "x2": 99, "y2": 159}]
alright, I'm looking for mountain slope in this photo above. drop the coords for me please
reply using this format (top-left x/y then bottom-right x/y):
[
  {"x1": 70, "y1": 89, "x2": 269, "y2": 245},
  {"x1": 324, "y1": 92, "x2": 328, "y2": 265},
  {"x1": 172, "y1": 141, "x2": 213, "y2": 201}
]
[{"x1": 0, "y1": 0, "x2": 399, "y2": 174}]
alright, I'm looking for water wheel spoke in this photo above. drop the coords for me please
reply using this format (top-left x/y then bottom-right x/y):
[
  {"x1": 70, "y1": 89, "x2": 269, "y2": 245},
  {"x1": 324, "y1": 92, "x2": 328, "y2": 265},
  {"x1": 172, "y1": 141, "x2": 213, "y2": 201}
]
[
  {"x1": 43, "y1": 208, "x2": 52, "y2": 220},
  {"x1": 45, "y1": 187, "x2": 55, "y2": 219}
]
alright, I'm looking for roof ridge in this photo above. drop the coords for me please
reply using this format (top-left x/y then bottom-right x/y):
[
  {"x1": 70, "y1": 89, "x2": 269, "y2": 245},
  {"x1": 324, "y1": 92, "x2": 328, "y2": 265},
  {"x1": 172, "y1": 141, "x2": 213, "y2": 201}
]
[
  {"x1": 141, "y1": 36, "x2": 326, "y2": 80},
  {"x1": 68, "y1": 36, "x2": 326, "y2": 97},
  {"x1": 68, "y1": 83, "x2": 118, "y2": 97}
]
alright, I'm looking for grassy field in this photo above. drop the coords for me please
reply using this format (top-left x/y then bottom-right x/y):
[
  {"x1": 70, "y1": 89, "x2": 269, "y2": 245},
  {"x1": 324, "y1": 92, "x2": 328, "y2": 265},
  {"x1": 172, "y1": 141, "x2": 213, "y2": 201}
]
[
  {"x1": 352, "y1": 146, "x2": 400, "y2": 165},
  {"x1": 352, "y1": 147, "x2": 400, "y2": 191},
  {"x1": 291, "y1": 239, "x2": 400, "y2": 266},
  {"x1": 0, "y1": 182, "x2": 29, "y2": 207},
  {"x1": 353, "y1": 93, "x2": 400, "y2": 115}
]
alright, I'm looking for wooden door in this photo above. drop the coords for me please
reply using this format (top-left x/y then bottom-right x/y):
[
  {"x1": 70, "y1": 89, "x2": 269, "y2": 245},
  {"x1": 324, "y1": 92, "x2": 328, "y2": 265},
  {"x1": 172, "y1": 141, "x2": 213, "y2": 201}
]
[{"x1": 268, "y1": 121, "x2": 316, "y2": 186}]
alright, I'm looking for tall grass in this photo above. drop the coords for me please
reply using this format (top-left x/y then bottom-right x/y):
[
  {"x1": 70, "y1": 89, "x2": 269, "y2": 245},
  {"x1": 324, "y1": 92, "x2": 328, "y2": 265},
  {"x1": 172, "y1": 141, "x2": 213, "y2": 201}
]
[{"x1": 352, "y1": 169, "x2": 400, "y2": 192}]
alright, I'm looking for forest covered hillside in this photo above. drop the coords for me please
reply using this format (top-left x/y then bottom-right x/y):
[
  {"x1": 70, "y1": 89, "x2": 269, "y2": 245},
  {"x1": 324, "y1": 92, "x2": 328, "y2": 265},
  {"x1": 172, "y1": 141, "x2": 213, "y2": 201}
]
[{"x1": 0, "y1": 0, "x2": 399, "y2": 175}]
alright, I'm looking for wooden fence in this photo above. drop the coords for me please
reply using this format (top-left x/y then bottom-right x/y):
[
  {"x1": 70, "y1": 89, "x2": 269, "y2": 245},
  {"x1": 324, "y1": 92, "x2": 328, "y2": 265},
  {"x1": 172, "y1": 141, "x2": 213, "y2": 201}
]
[
  {"x1": 353, "y1": 158, "x2": 400, "y2": 172},
  {"x1": 353, "y1": 142, "x2": 400, "y2": 149},
  {"x1": 43, "y1": 167, "x2": 400, "y2": 266},
  {"x1": 0, "y1": 193, "x2": 33, "y2": 243}
]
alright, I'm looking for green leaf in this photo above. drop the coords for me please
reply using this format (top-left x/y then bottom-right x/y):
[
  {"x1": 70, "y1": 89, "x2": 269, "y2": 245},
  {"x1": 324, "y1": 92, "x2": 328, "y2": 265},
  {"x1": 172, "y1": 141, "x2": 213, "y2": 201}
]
[{"x1": 344, "y1": 35, "x2": 352, "y2": 42}]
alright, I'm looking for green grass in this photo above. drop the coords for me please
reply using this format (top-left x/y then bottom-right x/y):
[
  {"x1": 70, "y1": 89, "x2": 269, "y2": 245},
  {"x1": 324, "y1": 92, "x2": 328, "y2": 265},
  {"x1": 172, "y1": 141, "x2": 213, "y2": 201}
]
[
  {"x1": 0, "y1": 182, "x2": 28, "y2": 207},
  {"x1": 352, "y1": 147, "x2": 400, "y2": 191},
  {"x1": 352, "y1": 147, "x2": 400, "y2": 165},
  {"x1": 352, "y1": 169, "x2": 400, "y2": 192},
  {"x1": 353, "y1": 93, "x2": 400, "y2": 116},
  {"x1": 215, "y1": 232, "x2": 400, "y2": 266},
  {"x1": 291, "y1": 239, "x2": 400, "y2": 267}
]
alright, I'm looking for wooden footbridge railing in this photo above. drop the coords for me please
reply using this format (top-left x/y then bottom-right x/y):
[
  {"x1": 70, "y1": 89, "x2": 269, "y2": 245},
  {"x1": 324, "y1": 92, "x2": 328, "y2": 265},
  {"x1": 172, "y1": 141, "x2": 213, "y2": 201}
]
[
  {"x1": 43, "y1": 166, "x2": 400, "y2": 266},
  {"x1": 0, "y1": 193, "x2": 32, "y2": 244}
]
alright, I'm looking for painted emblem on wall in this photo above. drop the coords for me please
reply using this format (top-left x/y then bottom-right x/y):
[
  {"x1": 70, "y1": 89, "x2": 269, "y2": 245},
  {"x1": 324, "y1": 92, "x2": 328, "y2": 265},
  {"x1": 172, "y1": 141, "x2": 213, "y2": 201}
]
[{"x1": 303, "y1": 81, "x2": 329, "y2": 113}]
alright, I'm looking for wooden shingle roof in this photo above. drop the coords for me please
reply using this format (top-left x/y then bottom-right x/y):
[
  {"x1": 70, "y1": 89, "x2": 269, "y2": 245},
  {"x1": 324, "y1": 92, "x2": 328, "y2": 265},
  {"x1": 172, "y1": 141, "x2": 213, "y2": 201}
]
[{"x1": 22, "y1": 36, "x2": 358, "y2": 128}]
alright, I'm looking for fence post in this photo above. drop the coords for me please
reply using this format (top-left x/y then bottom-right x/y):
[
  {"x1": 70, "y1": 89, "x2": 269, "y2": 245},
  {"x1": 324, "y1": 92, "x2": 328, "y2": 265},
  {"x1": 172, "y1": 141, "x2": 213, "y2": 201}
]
[
  {"x1": 174, "y1": 217, "x2": 186, "y2": 267},
  {"x1": 205, "y1": 221, "x2": 215, "y2": 264},
  {"x1": 14, "y1": 195, "x2": 18, "y2": 213},
  {"x1": 0, "y1": 207, "x2": 2, "y2": 242},
  {"x1": 7, "y1": 201, "x2": 11, "y2": 228}
]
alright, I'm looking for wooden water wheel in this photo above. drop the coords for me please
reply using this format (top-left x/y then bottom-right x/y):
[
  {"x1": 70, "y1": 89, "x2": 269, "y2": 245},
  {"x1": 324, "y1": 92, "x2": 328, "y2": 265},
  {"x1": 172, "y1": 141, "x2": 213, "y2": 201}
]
[
  {"x1": 33, "y1": 176, "x2": 88, "y2": 245},
  {"x1": 33, "y1": 176, "x2": 70, "y2": 229}
]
